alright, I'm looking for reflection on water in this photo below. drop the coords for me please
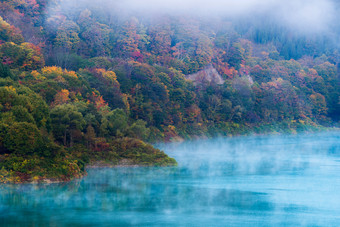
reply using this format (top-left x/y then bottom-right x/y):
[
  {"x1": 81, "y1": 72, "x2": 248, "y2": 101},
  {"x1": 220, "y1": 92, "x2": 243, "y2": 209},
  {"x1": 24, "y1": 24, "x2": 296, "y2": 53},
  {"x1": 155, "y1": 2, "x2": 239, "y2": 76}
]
[{"x1": 1, "y1": 132, "x2": 340, "y2": 226}]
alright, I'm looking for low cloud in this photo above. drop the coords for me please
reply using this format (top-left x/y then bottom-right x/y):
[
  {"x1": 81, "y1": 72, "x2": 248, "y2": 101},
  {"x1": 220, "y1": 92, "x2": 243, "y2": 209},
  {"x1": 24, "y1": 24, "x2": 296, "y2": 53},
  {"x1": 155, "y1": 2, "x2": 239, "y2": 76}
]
[
  {"x1": 117, "y1": 0, "x2": 336, "y2": 33},
  {"x1": 54, "y1": 0, "x2": 338, "y2": 34}
]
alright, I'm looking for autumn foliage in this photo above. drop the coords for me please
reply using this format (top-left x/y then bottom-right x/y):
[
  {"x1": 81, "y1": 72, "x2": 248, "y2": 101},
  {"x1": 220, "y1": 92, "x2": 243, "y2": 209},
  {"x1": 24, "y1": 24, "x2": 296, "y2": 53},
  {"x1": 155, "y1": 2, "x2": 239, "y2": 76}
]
[{"x1": 0, "y1": 2, "x2": 339, "y2": 182}]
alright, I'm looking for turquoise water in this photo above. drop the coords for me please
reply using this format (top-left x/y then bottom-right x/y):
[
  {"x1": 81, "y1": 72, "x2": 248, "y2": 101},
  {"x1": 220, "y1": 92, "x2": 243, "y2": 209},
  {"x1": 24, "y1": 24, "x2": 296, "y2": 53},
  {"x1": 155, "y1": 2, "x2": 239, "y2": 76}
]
[{"x1": 1, "y1": 132, "x2": 340, "y2": 226}]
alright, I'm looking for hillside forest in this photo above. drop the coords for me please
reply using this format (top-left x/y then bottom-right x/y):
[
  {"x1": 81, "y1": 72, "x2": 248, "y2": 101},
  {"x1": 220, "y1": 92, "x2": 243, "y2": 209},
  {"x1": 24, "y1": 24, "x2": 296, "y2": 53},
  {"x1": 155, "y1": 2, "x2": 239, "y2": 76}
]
[{"x1": 0, "y1": 0, "x2": 339, "y2": 182}]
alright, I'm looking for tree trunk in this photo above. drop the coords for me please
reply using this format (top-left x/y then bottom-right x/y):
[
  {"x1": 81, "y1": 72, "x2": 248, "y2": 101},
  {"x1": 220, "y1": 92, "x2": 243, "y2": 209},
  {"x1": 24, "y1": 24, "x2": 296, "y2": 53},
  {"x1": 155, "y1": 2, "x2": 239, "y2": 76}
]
[
  {"x1": 63, "y1": 130, "x2": 67, "y2": 146},
  {"x1": 70, "y1": 131, "x2": 73, "y2": 147}
]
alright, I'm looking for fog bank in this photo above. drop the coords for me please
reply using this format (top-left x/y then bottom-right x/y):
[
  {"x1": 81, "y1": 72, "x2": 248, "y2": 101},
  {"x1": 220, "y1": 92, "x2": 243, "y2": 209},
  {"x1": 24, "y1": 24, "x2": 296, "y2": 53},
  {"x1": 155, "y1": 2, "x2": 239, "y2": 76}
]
[{"x1": 54, "y1": 0, "x2": 338, "y2": 34}]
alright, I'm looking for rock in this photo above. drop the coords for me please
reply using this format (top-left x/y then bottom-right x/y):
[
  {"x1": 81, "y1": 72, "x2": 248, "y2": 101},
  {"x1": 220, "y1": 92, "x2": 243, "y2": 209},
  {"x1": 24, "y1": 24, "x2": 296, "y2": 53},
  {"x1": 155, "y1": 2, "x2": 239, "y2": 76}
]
[{"x1": 186, "y1": 65, "x2": 224, "y2": 86}]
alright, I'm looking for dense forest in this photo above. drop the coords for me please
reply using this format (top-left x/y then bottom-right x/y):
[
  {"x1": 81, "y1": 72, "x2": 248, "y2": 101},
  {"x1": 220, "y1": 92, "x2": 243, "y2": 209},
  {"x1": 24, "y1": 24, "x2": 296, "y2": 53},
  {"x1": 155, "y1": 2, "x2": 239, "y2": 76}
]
[{"x1": 0, "y1": 0, "x2": 339, "y2": 183}]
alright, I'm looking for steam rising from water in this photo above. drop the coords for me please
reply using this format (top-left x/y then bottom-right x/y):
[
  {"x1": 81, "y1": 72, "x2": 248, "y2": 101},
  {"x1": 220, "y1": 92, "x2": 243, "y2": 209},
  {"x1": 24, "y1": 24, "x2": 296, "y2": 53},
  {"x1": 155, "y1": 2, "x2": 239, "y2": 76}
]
[
  {"x1": 161, "y1": 133, "x2": 339, "y2": 177},
  {"x1": 1, "y1": 132, "x2": 340, "y2": 226}
]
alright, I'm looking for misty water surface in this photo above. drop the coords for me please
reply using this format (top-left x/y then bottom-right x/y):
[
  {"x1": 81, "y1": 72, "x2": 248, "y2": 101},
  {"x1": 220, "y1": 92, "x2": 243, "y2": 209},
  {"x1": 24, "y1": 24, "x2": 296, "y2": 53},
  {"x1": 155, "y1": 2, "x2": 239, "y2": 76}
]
[{"x1": 1, "y1": 131, "x2": 340, "y2": 226}]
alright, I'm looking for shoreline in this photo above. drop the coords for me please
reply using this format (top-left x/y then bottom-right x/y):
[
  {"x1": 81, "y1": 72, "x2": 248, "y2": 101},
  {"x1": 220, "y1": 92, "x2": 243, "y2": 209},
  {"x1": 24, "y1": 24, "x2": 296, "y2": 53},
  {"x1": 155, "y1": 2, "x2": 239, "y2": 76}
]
[
  {"x1": 85, "y1": 159, "x2": 149, "y2": 169},
  {"x1": 2, "y1": 128, "x2": 339, "y2": 185},
  {"x1": 3, "y1": 159, "x2": 173, "y2": 185},
  {"x1": 160, "y1": 126, "x2": 340, "y2": 145}
]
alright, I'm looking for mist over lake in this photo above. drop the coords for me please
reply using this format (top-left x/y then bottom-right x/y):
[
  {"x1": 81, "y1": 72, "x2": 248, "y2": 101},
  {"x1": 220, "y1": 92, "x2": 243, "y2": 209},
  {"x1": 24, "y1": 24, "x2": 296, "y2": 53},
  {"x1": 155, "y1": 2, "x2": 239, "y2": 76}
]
[{"x1": 1, "y1": 131, "x2": 340, "y2": 226}]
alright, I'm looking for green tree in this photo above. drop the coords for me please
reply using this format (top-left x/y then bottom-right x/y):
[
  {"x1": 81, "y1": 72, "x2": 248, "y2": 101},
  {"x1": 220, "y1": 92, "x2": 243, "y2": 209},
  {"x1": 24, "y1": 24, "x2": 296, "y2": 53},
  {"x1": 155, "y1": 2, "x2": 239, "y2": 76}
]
[
  {"x1": 127, "y1": 120, "x2": 150, "y2": 140},
  {"x1": 10, "y1": 105, "x2": 35, "y2": 124},
  {"x1": 4, "y1": 122, "x2": 41, "y2": 155},
  {"x1": 0, "y1": 62, "x2": 17, "y2": 80},
  {"x1": 84, "y1": 124, "x2": 96, "y2": 149},
  {"x1": 50, "y1": 104, "x2": 85, "y2": 147},
  {"x1": 0, "y1": 122, "x2": 8, "y2": 154},
  {"x1": 100, "y1": 108, "x2": 128, "y2": 137}
]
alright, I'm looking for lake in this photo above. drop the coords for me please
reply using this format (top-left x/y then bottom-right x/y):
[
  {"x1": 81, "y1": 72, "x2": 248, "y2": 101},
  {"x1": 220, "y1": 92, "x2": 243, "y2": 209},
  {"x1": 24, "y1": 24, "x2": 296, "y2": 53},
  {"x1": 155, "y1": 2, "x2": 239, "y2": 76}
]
[{"x1": 1, "y1": 132, "x2": 340, "y2": 226}]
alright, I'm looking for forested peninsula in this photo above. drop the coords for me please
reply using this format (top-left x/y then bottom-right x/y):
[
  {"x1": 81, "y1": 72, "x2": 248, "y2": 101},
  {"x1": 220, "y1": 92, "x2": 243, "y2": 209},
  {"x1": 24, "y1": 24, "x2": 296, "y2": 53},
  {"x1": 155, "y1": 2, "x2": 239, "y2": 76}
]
[{"x1": 0, "y1": 0, "x2": 339, "y2": 183}]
